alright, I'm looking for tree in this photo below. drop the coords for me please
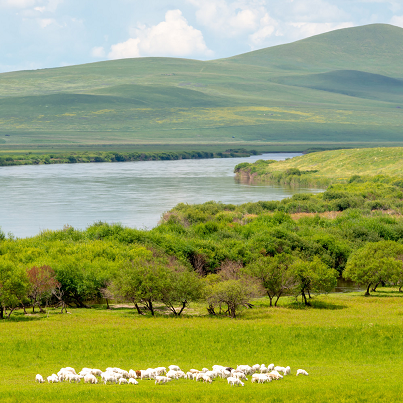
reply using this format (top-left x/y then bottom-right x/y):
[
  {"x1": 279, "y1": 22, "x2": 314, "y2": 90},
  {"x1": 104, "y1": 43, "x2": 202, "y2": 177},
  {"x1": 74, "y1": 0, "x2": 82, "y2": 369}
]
[
  {"x1": 0, "y1": 261, "x2": 29, "y2": 319},
  {"x1": 109, "y1": 257, "x2": 170, "y2": 316},
  {"x1": 291, "y1": 257, "x2": 337, "y2": 305},
  {"x1": 343, "y1": 241, "x2": 403, "y2": 296},
  {"x1": 246, "y1": 254, "x2": 294, "y2": 307},
  {"x1": 160, "y1": 266, "x2": 203, "y2": 316},
  {"x1": 204, "y1": 260, "x2": 262, "y2": 318},
  {"x1": 27, "y1": 265, "x2": 60, "y2": 313}
]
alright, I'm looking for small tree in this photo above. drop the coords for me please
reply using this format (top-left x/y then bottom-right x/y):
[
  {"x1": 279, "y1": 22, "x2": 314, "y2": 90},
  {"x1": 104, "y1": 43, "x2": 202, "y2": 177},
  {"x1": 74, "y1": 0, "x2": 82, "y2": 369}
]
[
  {"x1": 0, "y1": 261, "x2": 29, "y2": 319},
  {"x1": 27, "y1": 265, "x2": 60, "y2": 313},
  {"x1": 246, "y1": 254, "x2": 294, "y2": 307},
  {"x1": 109, "y1": 257, "x2": 170, "y2": 316},
  {"x1": 291, "y1": 257, "x2": 337, "y2": 305},
  {"x1": 343, "y1": 241, "x2": 403, "y2": 296},
  {"x1": 205, "y1": 260, "x2": 262, "y2": 318},
  {"x1": 161, "y1": 266, "x2": 203, "y2": 316}
]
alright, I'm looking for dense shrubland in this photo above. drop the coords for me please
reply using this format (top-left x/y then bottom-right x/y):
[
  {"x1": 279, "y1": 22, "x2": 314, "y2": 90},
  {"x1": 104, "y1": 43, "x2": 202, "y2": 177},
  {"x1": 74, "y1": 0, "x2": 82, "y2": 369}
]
[{"x1": 2, "y1": 175, "x2": 403, "y2": 318}]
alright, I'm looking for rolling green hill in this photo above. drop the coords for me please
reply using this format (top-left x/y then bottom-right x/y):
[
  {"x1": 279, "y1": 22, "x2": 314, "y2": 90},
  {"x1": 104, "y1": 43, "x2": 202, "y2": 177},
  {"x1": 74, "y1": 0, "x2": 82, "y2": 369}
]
[{"x1": 1, "y1": 23, "x2": 403, "y2": 153}]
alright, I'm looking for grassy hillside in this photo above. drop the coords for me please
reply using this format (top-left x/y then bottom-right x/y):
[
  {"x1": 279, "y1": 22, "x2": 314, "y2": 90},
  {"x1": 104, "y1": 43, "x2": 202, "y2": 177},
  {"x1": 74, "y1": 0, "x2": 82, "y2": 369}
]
[
  {"x1": 1, "y1": 24, "x2": 403, "y2": 153},
  {"x1": 235, "y1": 147, "x2": 403, "y2": 184}
]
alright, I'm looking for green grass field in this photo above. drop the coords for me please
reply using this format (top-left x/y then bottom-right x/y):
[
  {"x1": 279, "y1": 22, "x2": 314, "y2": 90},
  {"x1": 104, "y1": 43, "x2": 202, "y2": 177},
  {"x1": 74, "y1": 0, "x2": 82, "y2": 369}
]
[
  {"x1": 1, "y1": 24, "x2": 403, "y2": 153},
  {"x1": 1, "y1": 291, "x2": 403, "y2": 402}
]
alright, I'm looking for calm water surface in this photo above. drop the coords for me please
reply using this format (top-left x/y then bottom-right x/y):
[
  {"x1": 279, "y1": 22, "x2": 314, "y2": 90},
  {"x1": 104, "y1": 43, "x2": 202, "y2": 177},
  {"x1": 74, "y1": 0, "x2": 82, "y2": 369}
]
[{"x1": 0, "y1": 153, "x2": 323, "y2": 238}]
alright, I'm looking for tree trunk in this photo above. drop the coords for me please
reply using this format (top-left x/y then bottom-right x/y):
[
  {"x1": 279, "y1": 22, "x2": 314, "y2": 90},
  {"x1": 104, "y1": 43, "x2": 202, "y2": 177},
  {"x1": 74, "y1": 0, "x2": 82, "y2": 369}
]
[
  {"x1": 274, "y1": 292, "x2": 282, "y2": 307},
  {"x1": 178, "y1": 301, "x2": 187, "y2": 316},
  {"x1": 301, "y1": 290, "x2": 310, "y2": 306},
  {"x1": 146, "y1": 299, "x2": 155, "y2": 316},
  {"x1": 0, "y1": 306, "x2": 3, "y2": 320},
  {"x1": 365, "y1": 283, "x2": 372, "y2": 296},
  {"x1": 371, "y1": 282, "x2": 380, "y2": 292},
  {"x1": 267, "y1": 292, "x2": 273, "y2": 307},
  {"x1": 134, "y1": 303, "x2": 143, "y2": 315},
  {"x1": 207, "y1": 304, "x2": 216, "y2": 315},
  {"x1": 106, "y1": 299, "x2": 110, "y2": 309},
  {"x1": 7, "y1": 307, "x2": 16, "y2": 318},
  {"x1": 399, "y1": 285, "x2": 402, "y2": 292}
]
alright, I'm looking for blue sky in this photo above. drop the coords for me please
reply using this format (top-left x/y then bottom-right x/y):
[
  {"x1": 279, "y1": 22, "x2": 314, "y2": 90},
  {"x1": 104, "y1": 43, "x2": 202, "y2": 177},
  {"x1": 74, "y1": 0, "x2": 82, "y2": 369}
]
[{"x1": 0, "y1": 0, "x2": 402, "y2": 73}]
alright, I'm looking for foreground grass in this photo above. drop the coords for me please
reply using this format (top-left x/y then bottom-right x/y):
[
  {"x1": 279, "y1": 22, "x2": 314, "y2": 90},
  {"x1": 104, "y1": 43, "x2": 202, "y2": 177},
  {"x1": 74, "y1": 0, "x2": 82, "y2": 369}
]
[{"x1": 1, "y1": 292, "x2": 403, "y2": 402}]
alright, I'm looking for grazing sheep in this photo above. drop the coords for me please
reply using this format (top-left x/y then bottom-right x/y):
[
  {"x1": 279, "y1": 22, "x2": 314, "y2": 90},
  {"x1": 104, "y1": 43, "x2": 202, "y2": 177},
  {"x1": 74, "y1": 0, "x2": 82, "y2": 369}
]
[
  {"x1": 35, "y1": 374, "x2": 44, "y2": 383},
  {"x1": 119, "y1": 378, "x2": 128, "y2": 385},
  {"x1": 135, "y1": 370, "x2": 141, "y2": 378},
  {"x1": 202, "y1": 375, "x2": 212, "y2": 384},
  {"x1": 168, "y1": 365, "x2": 181, "y2": 372},
  {"x1": 232, "y1": 372, "x2": 248, "y2": 381},
  {"x1": 252, "y1": 364, "x2": 260, "y2": 372},
  {"x1": 155, "y1": 376, "x2": 171, "y2": 385},
  {"x1": 236, "y1": 365, "x2": 253, "y2": 375},
  {"x1": 227, "y1": 376, "x2": 244, "y2": 386},
  {"x1": 195, "y1": 373, "x2": 205, "y2": 382},
  {"x1": 84, "y1": 374, "x2": 98, "y2": 384},
  {"x1": 176, "y1": 371, "x2": 187, "y2": 379},
  {"x1": 296, "y1": 369, "x2": 309, "y2": 376},
  {"x1": 166, "y1": 370, "x2": 179, "y2": 379},
  {"x1": 285, "y1": 366, "x2": 291, "y2": 375},
  {"x1": 260, "y1": 365, "x2": 269, "y2": 374},
  {"x1": 67, "y1": 374, "x2": 81, "y2": 383},
  {"x1": 225, "y1": 367, "x2": 234, "y2": 373},
  {"x1": 202, "y1": 368, "x2": 209, "y2": 373},
  {"x1": 102, "y1": 372, "x2": 117, "y2": 384},
  {"x1": 267, "y1": 364, "x2": 275, "y2": 372},
  {"x1": 128, "y1": 378, "x2": 139, "y2": 385},
  {"x1": 47, "y1": 374, "x2": 59, "y2": 383},
  {"x1": 268, "y1": 371, "x2": 283, "y2": 380},
  {"x1": 205, "y1": 371, "x2": 218, "y2": 380},
  {"x1": 154, "y1": 367, "x2": 167, "y2": 376},
  {"x1": 91, "y1": 369, "x2": 102, "y2": 377},
  {"x1": 189, "y1": 369, "x2": 200, "y2": 374},
  {"x1": 220, "y1": 370, "x2": 231, "y2": 379},
  {"x1": 128, "y1": 369, "x2": 137, "y2": 379},
  {"x1": 140, "y1": 369, "x2": 155, "y2": 380},
  {"x1": 186, "y1": 372, "x2": 194, "y2": 380}
]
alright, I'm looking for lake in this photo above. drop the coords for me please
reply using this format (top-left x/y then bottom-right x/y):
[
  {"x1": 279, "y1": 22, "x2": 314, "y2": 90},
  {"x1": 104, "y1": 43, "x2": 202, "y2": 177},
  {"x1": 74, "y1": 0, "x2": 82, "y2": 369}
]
[{"x1": 0, "y1": 153, "x2": 323, "y2": 238}]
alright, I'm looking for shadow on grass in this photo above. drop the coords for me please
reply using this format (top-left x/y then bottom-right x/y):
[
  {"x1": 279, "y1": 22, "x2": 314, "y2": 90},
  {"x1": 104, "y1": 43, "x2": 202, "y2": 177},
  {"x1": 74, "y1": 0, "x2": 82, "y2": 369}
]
[
  {"x1": 2, "y1": 312, "x2": 44, "y2": 322},
  {"x1": 286, "y1": 299, "x2": 347, "y2": 310},
  {"x1": 368, "y1": 290, "x2": 403, "y2": 297}
]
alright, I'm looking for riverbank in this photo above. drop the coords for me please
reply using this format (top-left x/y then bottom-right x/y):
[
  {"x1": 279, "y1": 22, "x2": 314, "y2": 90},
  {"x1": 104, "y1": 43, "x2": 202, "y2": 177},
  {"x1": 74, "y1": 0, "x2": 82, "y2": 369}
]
[
  {"x1": 0, "y1": 148, "x2": 259, "y2": 167},
  {"x1": 234, "y1": 147, "x2": 403, "y2": 187}
]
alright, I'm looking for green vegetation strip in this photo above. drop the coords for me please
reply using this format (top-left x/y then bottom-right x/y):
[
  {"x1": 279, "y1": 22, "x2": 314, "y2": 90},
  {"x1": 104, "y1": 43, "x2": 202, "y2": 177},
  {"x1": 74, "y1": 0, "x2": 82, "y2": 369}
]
[{"x1": 0, "y1": 148, "x2": 258, "y2": 166}]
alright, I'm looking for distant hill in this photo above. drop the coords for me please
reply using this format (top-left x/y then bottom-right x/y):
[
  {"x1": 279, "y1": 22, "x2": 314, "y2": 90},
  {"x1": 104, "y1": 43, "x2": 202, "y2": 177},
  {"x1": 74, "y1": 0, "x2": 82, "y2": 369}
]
[{"x1": 0, "y1": 23, "x2": 403, "y2": 153}]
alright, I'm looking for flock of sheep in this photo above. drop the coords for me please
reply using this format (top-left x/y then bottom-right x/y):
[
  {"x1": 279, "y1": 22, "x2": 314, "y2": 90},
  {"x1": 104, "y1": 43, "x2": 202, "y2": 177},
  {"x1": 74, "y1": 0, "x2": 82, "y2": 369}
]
[{"x1": 35, "y1": 364, "x2": 309, "y2": 387}]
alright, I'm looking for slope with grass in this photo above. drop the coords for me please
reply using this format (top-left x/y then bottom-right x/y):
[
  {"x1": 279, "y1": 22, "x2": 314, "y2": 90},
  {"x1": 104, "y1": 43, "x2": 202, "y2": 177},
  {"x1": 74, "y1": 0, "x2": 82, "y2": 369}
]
[
  {"x1": 235, "y1": 147, "x2": 403, "y2": 185},
  {"x1": 0, "y1": 24, "x2": 403, "y2": 153}
]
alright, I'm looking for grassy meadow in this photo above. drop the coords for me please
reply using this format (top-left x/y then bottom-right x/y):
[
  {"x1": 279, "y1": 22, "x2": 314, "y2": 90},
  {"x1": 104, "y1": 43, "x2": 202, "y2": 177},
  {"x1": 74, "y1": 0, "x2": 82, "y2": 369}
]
[
  {"x1": 1, "y1": 24, "x2": 403, "y2": 153},
  {"x1": 1, "y1": 292, "x2": 403, "y2": 402}
]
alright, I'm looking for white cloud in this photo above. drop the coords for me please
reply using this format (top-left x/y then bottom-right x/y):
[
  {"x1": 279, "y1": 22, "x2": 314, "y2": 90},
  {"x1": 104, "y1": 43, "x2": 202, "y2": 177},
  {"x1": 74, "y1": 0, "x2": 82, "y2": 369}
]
[
  {"x1": 108, "y1": 10, "x2": 212, "y2": 60},
  {"x1": 188, "y1": 0, "x2": 267, "y2": 37},
  {"x1": 287, "y1": 21, "x2": 355, "y2": 39},
  {"x1": 0, "y1": 0, "x2": 36, "y2": 7},
  {"x1": 91, "y1": 46, "x2": 106, "y2": 58},
  {"x1": 390, "y1": 15, "x2": 403, "y2": 28},
  {"x1": 38, "y1": 17, "x2": 55, "y2": 28}
]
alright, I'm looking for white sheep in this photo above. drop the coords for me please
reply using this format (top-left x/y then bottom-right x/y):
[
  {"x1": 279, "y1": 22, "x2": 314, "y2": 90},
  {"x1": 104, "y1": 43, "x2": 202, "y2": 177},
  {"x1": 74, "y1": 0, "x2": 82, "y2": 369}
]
[
  {"x1": 227, "y1": 376, "x2": 244, "y2": 386},
  {"x1": 176, "y1": 371, "x2": 187, "y2": 379},
  {"x1": 267, "y1": 363, "x2": 275, "y2": 372},
  {"x1": 128, "y1": 369, "x2": 137, "y2": 379},
  {"x1": 168, "y1": 365, "x2": 181, "y2": 371},
  {"x1": 232, "y1": 372, "x2": 248, "y2": 381},
  {"x1": 251, "y1": 374, "x2": 269, "y2": 383},
  {"x1": 201, "y1": 368, "x2": 209, "y2": 373},
  {"x1": 128, "y1": 378, "x2": 139, "y2": 385},
  {"x1": 186, "y1": 372, "x2": 194, "y2": 380},
  {"x1": 84, "y1": 374, "x2": 98, "y2": 384},
  {"x1": 155, "y1": 376, "x2": 171, "y2": 385},
  {"x1": 47, "y1": 375, "x2": 59, "y2": 383},
  {"x1": 119, "y1": 378, "x2": 128, "y2": 385},
  {"x1": 236, "y1": 365, "x2": 253, "y2": 375},
  {"x1": 102, "y1": 372, "x2": 117, "y2": 384},
  {"x1": 154, "y1": 367, "x2": 167, "y2": 376},
  {"x1": 35, "y1": 374, "x2": 44, "y2": 383},
  {"x1": 296, "y1": 369, "x2": 309, "y2": 376},
  {"x1": 285, "y1": 366, "x2": 291, "y2": 375},
  {"x1": 269, "y1": 371, "x2": 283, "y2": 380},
  {"x1": 204, "y1": 371, "x2": 218, "y2": 379},
  {"x1": 221, "y1": 370, "x2": 231, "y2": 379},
  {"x1": 166, "y1": 370, "x2": 179, "y2": 379},
  {"x1": 195, "y1": 373, "x2": 205, "y2": 382},
  {"x1": 91, "y1": 369, "x2": 102, "y2": 377},
  {"x1": 202, "y1": 375, "x2": 212, "y2": 384}
]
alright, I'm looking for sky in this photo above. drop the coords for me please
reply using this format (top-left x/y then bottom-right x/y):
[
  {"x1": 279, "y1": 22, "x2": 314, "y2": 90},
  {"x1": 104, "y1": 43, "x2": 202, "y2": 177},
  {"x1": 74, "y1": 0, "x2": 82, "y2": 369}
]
[{"x1": 0, "y1": 0, "x2": 402, "y2": 73}]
